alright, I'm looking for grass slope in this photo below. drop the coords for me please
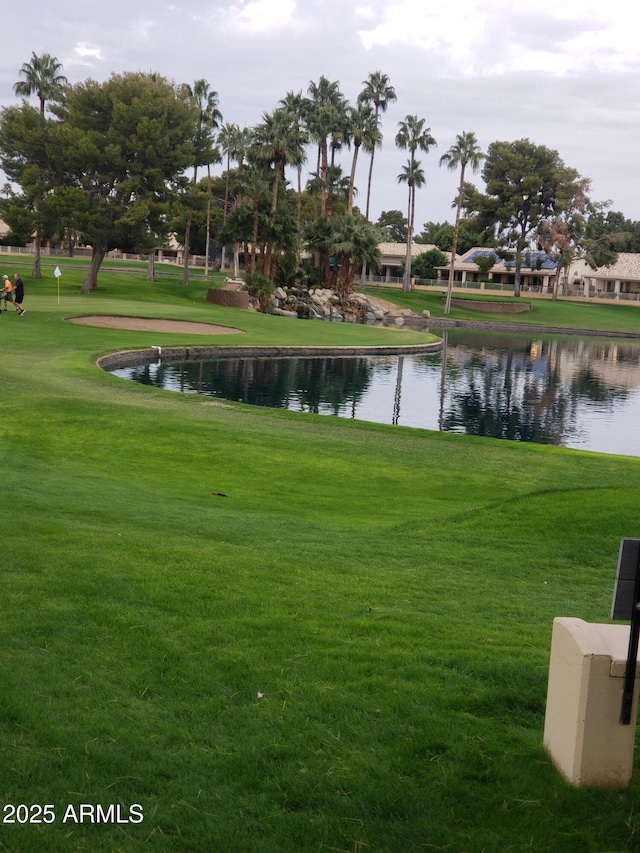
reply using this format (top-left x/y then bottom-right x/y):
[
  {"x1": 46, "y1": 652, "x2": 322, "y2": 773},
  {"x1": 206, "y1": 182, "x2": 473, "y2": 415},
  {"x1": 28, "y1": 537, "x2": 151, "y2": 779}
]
[{"x1": 2, "y1": 265, "x2": 640, "y2": 852}]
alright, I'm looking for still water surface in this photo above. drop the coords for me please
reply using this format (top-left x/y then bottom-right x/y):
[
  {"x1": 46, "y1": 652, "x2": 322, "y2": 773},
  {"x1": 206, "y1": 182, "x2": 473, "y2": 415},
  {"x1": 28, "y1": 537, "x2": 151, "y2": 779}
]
[{"x1": 111, "y1": 330, "x2": 640, "y2": 457}]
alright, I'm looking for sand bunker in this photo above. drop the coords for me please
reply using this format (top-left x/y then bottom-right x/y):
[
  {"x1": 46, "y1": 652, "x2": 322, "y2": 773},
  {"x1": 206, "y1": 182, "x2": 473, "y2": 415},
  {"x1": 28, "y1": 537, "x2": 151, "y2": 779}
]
[{"x1": 68, "y1": 315, "x2": 244, "y2": 335}]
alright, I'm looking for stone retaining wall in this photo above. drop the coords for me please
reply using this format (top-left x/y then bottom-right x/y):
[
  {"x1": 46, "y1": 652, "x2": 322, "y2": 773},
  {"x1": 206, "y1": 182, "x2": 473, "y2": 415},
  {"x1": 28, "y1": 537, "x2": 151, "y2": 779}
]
[
  {"x1": 206, "y1": 289, "x2": 249, "y2": 309},
  {"x1": 414, "y1": 317, "x2": 640, "y2": 339},
  {"x1": 97, "y1": 341, "x2": 443, "y2": 372},
  {"x1": 450, "y1": 298, "x2": 532, "y2": 313}
]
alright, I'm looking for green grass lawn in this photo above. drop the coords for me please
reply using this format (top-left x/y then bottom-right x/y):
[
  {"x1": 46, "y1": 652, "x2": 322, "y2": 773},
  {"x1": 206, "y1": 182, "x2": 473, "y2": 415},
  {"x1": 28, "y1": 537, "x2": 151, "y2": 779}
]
[{"x1": 3, "y1": 263, "x2": 640, "y2": 852}]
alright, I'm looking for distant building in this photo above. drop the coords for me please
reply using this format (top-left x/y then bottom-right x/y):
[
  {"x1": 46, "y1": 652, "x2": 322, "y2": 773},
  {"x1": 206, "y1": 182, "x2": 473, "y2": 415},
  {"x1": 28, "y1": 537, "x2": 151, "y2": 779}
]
[
  {"x1": 435, "y1": 247, "x2": 560, "y2": 291},
  {"x1": 586, "y1": 254, "x2": 640, "y2": 300},
  {"x1": 376, "y1": 242, "x2": 452, "y2": 281}
]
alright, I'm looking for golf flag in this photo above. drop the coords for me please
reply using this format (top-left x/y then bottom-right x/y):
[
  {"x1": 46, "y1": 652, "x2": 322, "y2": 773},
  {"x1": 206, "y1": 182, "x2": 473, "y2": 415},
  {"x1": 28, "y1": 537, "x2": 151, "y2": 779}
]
[{"x1": 54, "y1": 265, "x2": 61, "y2": 304}]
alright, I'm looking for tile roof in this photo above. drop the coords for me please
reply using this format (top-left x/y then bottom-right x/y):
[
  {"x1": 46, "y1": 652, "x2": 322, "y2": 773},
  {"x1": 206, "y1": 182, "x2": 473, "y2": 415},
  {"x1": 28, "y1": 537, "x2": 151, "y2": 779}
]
[
  {"x1": 591, "y1": 253, "x2": 640, "y2": 280},
  {"x1": 377, "y1": 242, "x2": 452, "y2": 261}
]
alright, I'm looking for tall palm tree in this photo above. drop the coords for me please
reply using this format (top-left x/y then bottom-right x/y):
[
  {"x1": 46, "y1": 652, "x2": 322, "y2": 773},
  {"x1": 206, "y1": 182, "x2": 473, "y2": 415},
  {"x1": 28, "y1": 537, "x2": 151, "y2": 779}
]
[
  {"x1": 182, "y1": 79, "x2": 221, "y2": 285},
  {"x1": 396, "y1": 116, "x2": 436, "y2": 291},
  {"x1": 13, "y1": 52, "x2": 68, "y2": 279},
  {"x1": 397, "y1": 159, "x2": 426, "y2": 291},
  {"x1": 14, "y1": 52, "x2": 68, "y2": 115},
  {"x1": 225, "y1": 126, "x2": 254, "y2": 277},
  {"x1": 279, "y1": 91, "x2": 309, "y2": 225},
  {"x1": 345, "y1": 103, "x2": 379, "y2": 215},
  {"x1": 217, "y1": 121, "x2": 240, "y2": 271},
  {"x1": 306, "y1": 76, "x2": 345, "y2": 216},
  {"x1": 357, "y1": 71, "x2": 396, "y2": 222},
  {"x1": 439, "y1": 131, "x2": 485, "y2": 314},
  {"x1": 253, "y1": 107, "x2": 303, "y2": 214}
]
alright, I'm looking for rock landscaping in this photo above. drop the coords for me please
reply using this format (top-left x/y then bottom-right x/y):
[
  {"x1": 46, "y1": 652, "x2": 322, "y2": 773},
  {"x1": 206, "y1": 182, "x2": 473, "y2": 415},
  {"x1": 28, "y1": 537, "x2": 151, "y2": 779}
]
[{"x1": 264, "y1": 285, "x2": 430, "y2": 325}]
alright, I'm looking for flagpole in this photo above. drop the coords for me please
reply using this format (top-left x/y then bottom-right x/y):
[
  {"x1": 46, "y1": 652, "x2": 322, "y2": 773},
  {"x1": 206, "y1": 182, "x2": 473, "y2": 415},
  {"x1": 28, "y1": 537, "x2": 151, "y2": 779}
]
[{"x1": 54, "y1": 265, "x2": 61, "y2": 304}]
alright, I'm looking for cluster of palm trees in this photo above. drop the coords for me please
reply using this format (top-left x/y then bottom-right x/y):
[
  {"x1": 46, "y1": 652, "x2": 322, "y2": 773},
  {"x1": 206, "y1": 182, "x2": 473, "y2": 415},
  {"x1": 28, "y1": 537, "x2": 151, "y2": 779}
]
[
  {"x1": 209, "y1": 72, "x2": 399, "y2": 294},
  {"x1": 10, "y1": 53, "x2": 484, "y2": 306}
]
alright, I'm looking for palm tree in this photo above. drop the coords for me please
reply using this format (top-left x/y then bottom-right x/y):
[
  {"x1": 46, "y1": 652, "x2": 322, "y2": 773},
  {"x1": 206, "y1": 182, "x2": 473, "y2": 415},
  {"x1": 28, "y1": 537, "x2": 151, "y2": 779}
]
[
  {"x1": 182, "y1": 79, "x2": 222, "y2": 285},
  {"x1": 253, "y1": 108, "x2": 303, "y2": 215},
  {"x1": 307, "y1": 165, "x2": 350, "y2": 219},
  {"x1": 357, "y1": 71, "x2": 397, "y2": 221},
  {"x1": 306, "y1": 76, "x2": 346, "y2": 216},
  {"x1": 397, "y1": 159, "x2": 426, "y2": 291},
  {"x1": 279, "y1": 91, "x2": 309, "y2": 225},
  {"x1": 222, "y1": 125, "x2": 254, "y2": 276},
  {"x1": 345, "y1": 103, "x2": 379, "y2": 215},
  {"x1": 217, "y1": 121, "x2": 240, "y2": 271},
  {"x1": 396, "y1": 116, "x2": 436, "y2": 291},
  {"x1": 13, "y1": 52, "x2": 68, "y2": 279},
  {"x1": 14, "y1": 52, "x2": 68, "y2": 115},
  {"x1": 329, "y1": 213, "x2": 380, "y2": 295},
  {"x1": 439, "y1": 131, "x2": 485, "y2": 314}
]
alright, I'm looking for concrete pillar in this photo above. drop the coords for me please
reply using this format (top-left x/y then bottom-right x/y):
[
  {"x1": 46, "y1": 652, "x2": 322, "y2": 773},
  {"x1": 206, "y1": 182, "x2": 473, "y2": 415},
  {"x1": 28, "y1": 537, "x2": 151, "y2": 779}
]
[{"x1": 544, "y1": 617, "x2": 640, "y2": 788}]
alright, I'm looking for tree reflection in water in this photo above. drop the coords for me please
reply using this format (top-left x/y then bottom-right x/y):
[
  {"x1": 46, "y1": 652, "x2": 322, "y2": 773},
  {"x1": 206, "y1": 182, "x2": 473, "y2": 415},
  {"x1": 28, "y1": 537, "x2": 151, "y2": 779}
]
[
  {"x1": 112, "y1": 331, "x2": 640, "y2": 454},
  {"x1": 440, "y1": 332, "x2": 635, "y2": 447},
  {"x1": 126, "y1": 356, "x2": 374, "y2": 417}
]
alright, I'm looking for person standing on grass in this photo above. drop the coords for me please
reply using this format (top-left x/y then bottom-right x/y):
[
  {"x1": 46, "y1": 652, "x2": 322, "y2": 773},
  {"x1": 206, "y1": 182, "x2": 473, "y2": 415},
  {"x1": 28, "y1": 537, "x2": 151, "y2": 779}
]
[
  {"x1": 2, "y1": 274, "x2": 13, "y2": 311},
  {"x1": 13, "y1": 273, "x2": 25, "y2": 315}
]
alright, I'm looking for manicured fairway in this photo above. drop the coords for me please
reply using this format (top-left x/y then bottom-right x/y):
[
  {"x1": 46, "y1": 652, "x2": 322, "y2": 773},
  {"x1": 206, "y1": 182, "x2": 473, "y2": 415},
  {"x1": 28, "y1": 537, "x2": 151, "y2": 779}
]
[{"x1": 2, "y1": 266, "x2": 640, "y2": 852}]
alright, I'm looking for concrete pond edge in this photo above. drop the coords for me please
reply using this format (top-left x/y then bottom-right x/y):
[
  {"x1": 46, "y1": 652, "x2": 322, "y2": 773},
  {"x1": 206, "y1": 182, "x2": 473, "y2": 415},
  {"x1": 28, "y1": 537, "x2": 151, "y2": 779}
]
[{"x1": 97, "y1": 341, "x2": 443, "y2": 372}]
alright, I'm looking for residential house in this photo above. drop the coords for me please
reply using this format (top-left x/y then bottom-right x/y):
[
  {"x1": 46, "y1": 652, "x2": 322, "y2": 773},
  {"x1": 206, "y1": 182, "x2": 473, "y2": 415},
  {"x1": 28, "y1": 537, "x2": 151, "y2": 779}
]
[
  {"x1": 586, "y1": 254, "x2": 640, "y2": 300},
  {"x1": 374, "y1": 242, "x2": 451, "y2": 281},
  {"x1": 436, "y1": 247, "x2": 560, "y2": 291}
]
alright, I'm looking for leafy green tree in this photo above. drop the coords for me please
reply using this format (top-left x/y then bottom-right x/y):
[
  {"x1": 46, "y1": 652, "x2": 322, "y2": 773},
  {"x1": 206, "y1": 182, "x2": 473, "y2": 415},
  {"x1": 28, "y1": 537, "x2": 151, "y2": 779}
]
[
  {"x1": 420, "y1": 217, "x2": 494, "y2": 253},
  {"x1": 377, "y1": 209, "x2": 408, "y2": 243},
  {"x1": 357, "y1": 71, "x2": 397, "y2": 221},
  {"x1": 0, "y1": 101, "x2": 54, "y2": 277},
  {"x1": 439, "y1": 131, "x2": 484, "y2": 313},
  {"x1": 475, "y1": 139, "x2": 588, "y2": 297},
  {"x1": 14, "y1": 51, "x2": 67, "y2": 115},
  {"x1": 410, "y1": 248, "x2": 447, "y2": 280},
  {"x1": 417, "y1": 220, "x2": 448, "y2": 243},
  {"x1": 583, "y1": 208, "x2": 634, "y2": 265},
  {"x1": 46, "y1": 72, "x2": 195, "y2": 292},
  {"x1": 474, "y1": 251, "x2": 497, "y2": 279},
  {"x1": 395, "y1": 115, "x2": 436, "y2": 291},
  {"x1": 536, "y1": 176, "x2": 592, "y2": 298}
]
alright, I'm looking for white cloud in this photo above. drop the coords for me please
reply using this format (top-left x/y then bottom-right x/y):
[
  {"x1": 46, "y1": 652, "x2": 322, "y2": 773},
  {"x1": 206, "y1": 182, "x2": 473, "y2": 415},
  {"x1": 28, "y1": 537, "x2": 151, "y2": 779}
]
[
  {"x1": 233, "y1": 0, "x2": 296, "y2": 33},
  {"x1": 66, "y1": 42, "x2": 103, "y2": 67},
  {"x1": 355, "y1": 4, "x2": 376, "y2": 19},
  {"x1": 358, "y1": 0, "x2": 640, "y2": 76}
]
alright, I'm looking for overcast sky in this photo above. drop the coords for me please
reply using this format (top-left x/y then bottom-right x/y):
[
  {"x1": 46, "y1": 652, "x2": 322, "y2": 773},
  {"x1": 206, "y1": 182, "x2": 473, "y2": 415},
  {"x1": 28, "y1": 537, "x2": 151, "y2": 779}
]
[{"x1": 2, "y1": 0, "x2": 639, "y2": 233}]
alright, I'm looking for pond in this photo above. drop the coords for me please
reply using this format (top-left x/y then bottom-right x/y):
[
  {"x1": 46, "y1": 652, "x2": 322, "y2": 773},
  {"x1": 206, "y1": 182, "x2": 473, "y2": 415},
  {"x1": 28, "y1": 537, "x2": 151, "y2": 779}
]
[{"x1": 109, "y1": 329, "x2": 640, "y2": 457}]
